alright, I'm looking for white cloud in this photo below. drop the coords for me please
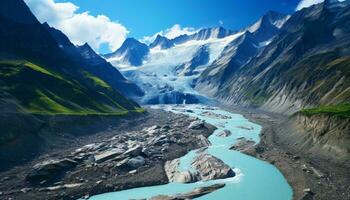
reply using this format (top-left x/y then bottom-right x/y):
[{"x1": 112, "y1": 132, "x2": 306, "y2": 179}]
[
  {"x1": 24, "y1": 0, "x2": 129, "y2": 52},
  {"x1": 219, "y1": 20, "x2": 224, "y2": 25},
  {"x1": 141, "y1": 24, "x2": 198, "y2": 44},
  {"x1": 295, "y1": 0, "x2": 344, "y2": 10}
]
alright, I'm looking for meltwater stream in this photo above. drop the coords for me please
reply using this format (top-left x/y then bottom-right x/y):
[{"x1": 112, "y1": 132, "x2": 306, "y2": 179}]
[{"x1": 90, "y1": 104, "x2": 293, "y2": 200}]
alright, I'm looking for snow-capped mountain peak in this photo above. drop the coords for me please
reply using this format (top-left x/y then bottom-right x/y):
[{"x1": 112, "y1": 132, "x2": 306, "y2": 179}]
[
  {"x1": 104, "y1": 38, "x2": 150, "y2": 66},
  {"x1": 248, "y1": 11, "x2": 289, "y2": 32},
  {"x1": 193, "y1": 27, "x2": 235, "y2": 40},
  {"x1": 248, "y1": 11, "x2": 289, "y2": 42},
  {"x1": 169, "y1": 27, "x2": 235, "y2": 46},
  {"x1": 149, "y1": 35, "x2": 174, "y2": 50},
  {"x1": 106, "y1": 10, "x2": 290, "y2": 104}
]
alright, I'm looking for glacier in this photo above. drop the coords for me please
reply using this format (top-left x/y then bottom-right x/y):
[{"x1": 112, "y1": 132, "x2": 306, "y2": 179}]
[{"x1": 108, "y1": 32, "x2": 245, "y2": 104}]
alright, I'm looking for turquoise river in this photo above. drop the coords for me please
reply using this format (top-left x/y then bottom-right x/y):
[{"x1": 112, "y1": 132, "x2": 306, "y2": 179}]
[{"x1": 89, "y1": 104, "x2": 293, "y2": 200}]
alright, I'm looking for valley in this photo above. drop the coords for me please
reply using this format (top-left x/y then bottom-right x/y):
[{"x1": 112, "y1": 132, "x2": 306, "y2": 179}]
[{"x1": 0, "y1": 0, "x2": 349, "y2": 200}]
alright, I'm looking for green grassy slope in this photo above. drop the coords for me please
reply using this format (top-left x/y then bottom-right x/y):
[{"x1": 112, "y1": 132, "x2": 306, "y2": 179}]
[
  {"x1": 300, "y1": 104, "x2": 350, "y2": 118},
  {"x1": 0, "y1": 60, "x2": 143, "y2": 115},
  {"x1": 0, "y1": 0, "x2": 143, "y2": 116}
]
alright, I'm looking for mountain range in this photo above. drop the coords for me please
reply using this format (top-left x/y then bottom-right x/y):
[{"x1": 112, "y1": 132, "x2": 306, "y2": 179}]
[
  {"x1": 105, "y1": 9, "x2": 290, "y2": 104},
  {"x1": 105, "y1": 0, "x2": 349, "y2": 115},
  {"x1": 197, "y1": 0, "x2": 350, "y2": 114},
  {"x1": 0, "y1": 0, "x2": 349, "y2": 198}
]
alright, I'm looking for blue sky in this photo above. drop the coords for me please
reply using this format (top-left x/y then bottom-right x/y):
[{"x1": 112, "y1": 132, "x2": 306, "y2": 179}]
[
  {"x1": 25, "y1": 0, "x2": 320, "y2": 53},
  {"x1": 57, "y1": 0, "x2": 299, "y2": 39}
]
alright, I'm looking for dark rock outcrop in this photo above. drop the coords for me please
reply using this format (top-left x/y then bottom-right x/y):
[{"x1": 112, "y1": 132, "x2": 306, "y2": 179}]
[{"x1": 26, "y1": 159, "x2": 78, "y2": 185}]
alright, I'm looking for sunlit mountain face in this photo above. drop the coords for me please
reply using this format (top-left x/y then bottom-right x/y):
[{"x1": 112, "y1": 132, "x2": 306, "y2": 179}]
[{"x1": 105, "y1": 12, "x2": 289, "y2": 104}]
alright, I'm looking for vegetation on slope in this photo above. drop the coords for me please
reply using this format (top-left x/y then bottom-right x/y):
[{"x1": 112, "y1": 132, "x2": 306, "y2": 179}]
[
  {"x1": 0, "y1": 0, "x2": 144, "y2": 117},
  {"x1": 0, "y1": 60, "x2": 143, "y2": 115},
  {"x1": 300, "y1": 104, "x2": 350, "y2": 118}
]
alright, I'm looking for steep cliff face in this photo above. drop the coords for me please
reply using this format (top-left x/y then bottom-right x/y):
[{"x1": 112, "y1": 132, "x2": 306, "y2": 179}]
[
  {"x1": 278, "y1": 113, "x2": 350, "y2": 164},
  {"x1": 197, "y1": 2, "x2": 350, "y2": 114}
]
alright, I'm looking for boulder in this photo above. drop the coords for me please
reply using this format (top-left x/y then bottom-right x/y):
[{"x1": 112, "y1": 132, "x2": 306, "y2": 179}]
[
  {"x1": 26, "y1": 159, "x2": 78, "y2": 184},
  {"x1": 192, "y1": 154, "x2": 235, "y2": 181},
  {"x1": 94, "y1": 148, "x2": 124, "y2": 163},
  {"x1": 165, "y1": 154, "x2": 235, "y2": 183},
  {"x1": 165, "y1": 159, "x2": 196, "y2": 183},
  {"x1": 164, "y1": 159, "x2": 180, "y2": 181},
  {"x1": 197, "y1": 135, "x2": 211, "y2": 147},
  {"x1": 230, "y1": 138, "x2": 255, "y2": 152},
  {"x1": 74, "y1": 143, "x2": 104, "y2": 154},
  {"x1": 144, "y1": 125, "x2": 160, "y2": 135},
  {"x1": 141, "y1": 146, "x2": 163, "y2": 158},
  {"x1": 124, "y1": 145, "x2": 143, "y2": 157},
  {"x1": 216, "y1": 130, "x2": 232, "y2": 137},
  {"x1": 116, "y1": 158, "x2": 130, "y2": 167},
  {"x1": 127, "y1": 156, "x2": 145, "y2": 169},
  {"x1": 172, "y1": 170, "x2": 197, "y2": 183},
  {"x1": 149, "y1": 135, "x2": 171, "y2": 146},
  {"x1": 188, "y1": 120, "x2": 204, "y2": 130}
]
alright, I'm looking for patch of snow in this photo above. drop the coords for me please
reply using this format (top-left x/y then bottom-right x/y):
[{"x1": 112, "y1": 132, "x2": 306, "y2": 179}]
[
  {"x1": 273, "y1": 15, "x2": 291, "y2": 29},
  {"x1": 258, "y1": 40, "x2": 273, "y2": 47},
  {"x1": 248, "y1": 19, "x2": 262, "y2": 33}
]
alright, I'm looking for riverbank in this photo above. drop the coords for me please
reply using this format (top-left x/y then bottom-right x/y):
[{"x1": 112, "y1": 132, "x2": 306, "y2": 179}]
[
  {"x1": 223, "y1": 105, "x2": 350, "y2": 200},
  {"x1": 0, "y1": 108, "x2": 215, "y2": 200}
]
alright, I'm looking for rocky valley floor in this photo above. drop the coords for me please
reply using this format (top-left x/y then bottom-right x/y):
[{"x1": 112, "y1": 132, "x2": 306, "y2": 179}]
[
  {"x1": 0, "y1": 105, "x2": 349, "y2": 200},
  {"x1": 0, "y1": 108, "x2": 215, "y2": 200}
]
